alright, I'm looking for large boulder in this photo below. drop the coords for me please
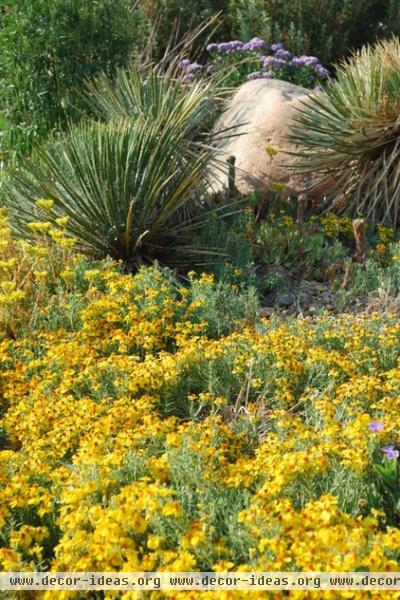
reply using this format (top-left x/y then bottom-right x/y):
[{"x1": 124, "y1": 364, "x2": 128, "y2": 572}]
[{"x1": 209, "y1": 79, "x2": 320, "y2": 197}]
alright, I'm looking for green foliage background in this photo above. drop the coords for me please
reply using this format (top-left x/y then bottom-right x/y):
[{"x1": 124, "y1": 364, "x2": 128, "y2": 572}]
[
  {"x1": 1, "y1": 0, "x2": 400, "y2": 167},
  {"x1": 0, "y1": 0, "x2": 150, "y2": 162}
]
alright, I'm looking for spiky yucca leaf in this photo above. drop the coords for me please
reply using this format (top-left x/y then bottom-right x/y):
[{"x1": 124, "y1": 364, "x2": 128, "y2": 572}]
[
  {"x1": 86, "y1": 66, "x2": 211, "y2": 131},
  {"x1": 289, "y1": 37, "x2": 400, "y2": 225},
  {"x1": 1, "y1": 67, "x2": 231, "y2": 267},
  {"x1": 84, "y1": 61, "x2": 234, "y2": 149}
]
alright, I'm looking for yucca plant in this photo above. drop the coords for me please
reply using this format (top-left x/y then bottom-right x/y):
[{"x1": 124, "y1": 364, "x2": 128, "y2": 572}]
[
  {"x1": 84, "y1": 63, "x2": 222, "y2": 141},
  {"x1": 1, "y1": 66, "x2": 231, "y2": 268},
  {"x1": 289, "y1": 37, "x2": 400, "y2": 226}
]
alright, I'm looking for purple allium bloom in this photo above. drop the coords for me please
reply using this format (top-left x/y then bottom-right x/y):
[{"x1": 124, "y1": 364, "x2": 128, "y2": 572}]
[
  {"x1": 381, "y1": 445, "x2": 400, "y2": 459},
  {"x1": 368, "y1": 422, "x2": 384, "y2": 432},
  {"x1": 274, "y1": 48, "x2": 292, "y2": 60},
  {"x1": 206, "y1": 43, "x2": 218, "y2": 52},
  {"x1": 206, "y1": 64, "x2": 214, "y2": 74},
  {"x1": 183, "y1": 73, "x2": 195, "y2": 82},
  {"x1": 247, "y1": 71, "x2": 262, "y2": 80},
  {"x1": 178, "y1": 59, "x2": 191, "y2": 68},
  {"x1": 271, "y1": 42, "x2": 285, "y2": 52},
  {"x1": 262, "y1": 70, "x2": 275, "y2": 79}
]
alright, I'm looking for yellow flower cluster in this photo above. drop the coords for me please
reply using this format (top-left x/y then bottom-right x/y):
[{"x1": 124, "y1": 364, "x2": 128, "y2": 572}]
[
  {"x1": 1, "y1": 223, "x2": 400, "y2": 599},
  {"x1": 319, "y1": 214, "x2": 354, "y2": 239},
  {"x1": 0, "y1": 210, "x2": 76, "y2": 337},
  {"x1": 377, "y1": 224, "x2": 395, "y2": 245}
]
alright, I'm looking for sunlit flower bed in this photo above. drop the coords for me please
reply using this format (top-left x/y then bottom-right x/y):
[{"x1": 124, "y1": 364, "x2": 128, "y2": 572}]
[{"x1": 1, "y1": 212, "x2": 400, "y2": 599}]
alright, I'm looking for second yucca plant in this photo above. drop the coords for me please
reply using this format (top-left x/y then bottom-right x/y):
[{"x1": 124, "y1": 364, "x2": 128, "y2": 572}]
[{"x1": 290, "y1": 37, "x2": 400, "y2": 226}]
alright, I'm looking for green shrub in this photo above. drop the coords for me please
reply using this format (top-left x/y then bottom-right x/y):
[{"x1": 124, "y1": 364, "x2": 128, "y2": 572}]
[
  {"x1": 253, "y1": 206, "x2": 352, "y2": 283},
  {"x1": 196, "y1": 205, "x2": 255, "y2": 284},
  {"x1": 139, "y1": 0, "x2": 232, "y2": 59},
  {"x1": 0, "y1": 0, "x2": 150, "y2": 163},
  {"x1": 228, "y1": 0, "x2": 400, "y2": 66},
  {"x1": 289, "y1": 37, "x2": 400, "y2": 227},
  {"x1": 1, "y1": 65, "x2": 232, "y2": 269},
  {"x1": 145, "y1": 0, "x2": 400, "y2": 67}
]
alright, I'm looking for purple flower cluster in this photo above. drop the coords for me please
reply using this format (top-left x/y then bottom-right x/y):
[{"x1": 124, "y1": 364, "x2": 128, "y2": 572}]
[
  {"x1": 178, "y1": 38, "x2": 329, "y2": 87},
  {"x1": 178, "y1": 59, "x2": 202, "y2": 73},
  {"x1": 247, "y1": 70, "x2": 275, "y2": 81},
  {"x1": 178, "y1": 59, "x2": 206, "y2": 81},
  {"x1": 275, "y1": 48, "x2": 292, "y2": 60},
  {"x1": 290, "y1": 56, "x2": 329, "y2": 78},
  {"x1": 315, "y1": 64, "x2": 329, "y2": 78},
  {"x1": 291, "y1": 55, "x2": 319, "y2": 67},
  {"x1": 262, "y1": 56, "x2": 287, "y2": 69},
  {"x1": 206, "y1": 37, "x2": 268, "y2": 54},
  {"x1": 254, "y1": 43, "x2": 329, "y2": 82},
  {"x1": 243, "y1": 37, "x2": 268, "y2": 52}
]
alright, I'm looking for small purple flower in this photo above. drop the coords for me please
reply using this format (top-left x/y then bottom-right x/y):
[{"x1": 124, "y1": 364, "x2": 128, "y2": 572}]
[
  {"x1": 271, "y1": 42, "x2": 285, "y2": 52},
  {"x1": 368, "y1": 422, "x2": 384, "y2": 432},
  {"x1": 214, "y1": 41, "x2": 243, "y2": 54},
  {"x1": 178, "y1": 59, "x2": 191, "y2": 68},
  {"x1": 247, "y1": 71, "x2": 262, "y2": 80},
  {"x1": 262, "y1": 56, "x2": 286, "y2": 69},
  {"x1": 243, "y1": 37, "x2": 268, "y2": 52},
  {"x1": 262, "y1": 56, "x2": 274, "y2": 68},
  {"x1": 290, "y1": 55, "x2": 320, "y2": 68},
  {"x1": 314, "y1": 63, "x2": 329, "y2": 78},
  {"x1": 216, "y1": 42, "x2": 229, "y2": 53},
  {"x1": 300, "y1": 55, "x2": 319, "y2": 66},
  {"x1": 206, "y1": 64, "x2": 214, "y2": 74},
  {"x1": 206, "y1": 43, "x2": 218, "y2": 53},
  {"x1": 262, "y1": 70, "x2": 275, "y2": 79},
  {"x1": 186, "y1": 62, "x2": 203, "y2": 73},
  {"x1": 274, "y1": 48, "x2": 292, "y2": 60},
  {"x1": 289, "y1": 57, "x2": 305, "y2": 67},
  {"x1": 381, "y1": 445, "x2": 399, "y2": 459},
  {"x1": 226, "y1": 40, "x2": 244, "y2": 53}
]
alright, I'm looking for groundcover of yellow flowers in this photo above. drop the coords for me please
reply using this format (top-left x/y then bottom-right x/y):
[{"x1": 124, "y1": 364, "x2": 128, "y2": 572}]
[{"x1": 1, "y1": 218, "x2": 400, "y2": 599}]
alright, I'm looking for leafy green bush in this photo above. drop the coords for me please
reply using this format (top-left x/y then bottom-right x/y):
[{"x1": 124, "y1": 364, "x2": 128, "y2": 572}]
[
  {"x1": 228, "y1": 0, "x2": 400, "y2": 66},
  {"x1": 196, "y1": 205, "x2": 255, "y2": 285},
  {"x1": 253, "y1": 206, "x2": 352, "y2": 283},
  {"x1": 145, "y1": 0, "x2": 400, "y2": 67},
  {"x1": 289, "y1": 37, "x2": 400, "y2": 227},
  {"x1": 139, "y1": 0, "x2": 232, "y2": 59},
  {"x1": 0, "y1": 0, "x2": 150, "y2": 162},
  {"x1": 344, "y1": 237, "x2": 400, "y2": 298},
  {"x1": 1, "y1": 65, "x2": 232, "y2": 269}
]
